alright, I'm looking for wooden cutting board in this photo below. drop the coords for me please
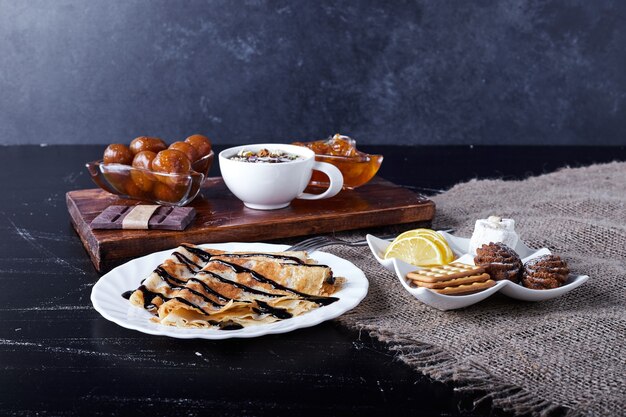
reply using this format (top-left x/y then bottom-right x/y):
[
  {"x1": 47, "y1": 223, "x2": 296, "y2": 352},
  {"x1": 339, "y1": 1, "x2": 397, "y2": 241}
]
[{"x1": 67, "y1": 177, "x2": 435, "y2": 272}]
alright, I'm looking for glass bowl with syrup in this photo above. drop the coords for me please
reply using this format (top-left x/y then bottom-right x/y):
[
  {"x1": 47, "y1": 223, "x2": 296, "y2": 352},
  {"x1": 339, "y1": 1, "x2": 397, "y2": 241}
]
[
  {"x1": 293, "y1": 134, "x2": 383, "y2": 190},
  {"x1": 86, "y1": 151, "x2": 214, "y2": 206}
]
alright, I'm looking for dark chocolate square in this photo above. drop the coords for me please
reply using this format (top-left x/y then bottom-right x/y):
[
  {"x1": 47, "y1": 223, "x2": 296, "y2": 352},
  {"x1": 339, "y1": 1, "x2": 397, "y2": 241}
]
[{"x1": 90, "y1": 205, "x2": 196, "y2": 231}]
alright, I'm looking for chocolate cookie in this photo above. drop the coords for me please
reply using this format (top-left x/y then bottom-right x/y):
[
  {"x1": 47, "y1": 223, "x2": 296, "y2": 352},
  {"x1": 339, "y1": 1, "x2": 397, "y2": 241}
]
[
  {"x1": 522, "y1": 254, "x2": 570, "y2": 289},
  {"x1": 474, "y1": 242, "x2": 522, "y2": 283}
]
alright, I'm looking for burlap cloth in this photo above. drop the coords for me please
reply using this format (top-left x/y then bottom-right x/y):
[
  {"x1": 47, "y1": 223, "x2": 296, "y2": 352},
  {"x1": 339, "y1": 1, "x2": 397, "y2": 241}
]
[{"x1": 326, "y1": 162, "x2": 626, "y2": 417}]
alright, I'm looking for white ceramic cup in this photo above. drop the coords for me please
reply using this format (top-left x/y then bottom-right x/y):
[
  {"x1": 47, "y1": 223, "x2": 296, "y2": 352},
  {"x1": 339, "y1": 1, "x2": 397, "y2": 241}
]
[{"x1": 219, "y1": 144, "x2": 344, "y2": 210}]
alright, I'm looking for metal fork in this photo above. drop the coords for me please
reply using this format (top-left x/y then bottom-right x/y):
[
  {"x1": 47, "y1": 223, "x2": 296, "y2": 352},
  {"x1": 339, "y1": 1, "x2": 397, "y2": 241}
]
[
  {"x1": 285, "y1": 234, "x2": 397, "y2": 252},
  {"x1": 285, "y1": 229, "x2": 455, "y2": 253}
]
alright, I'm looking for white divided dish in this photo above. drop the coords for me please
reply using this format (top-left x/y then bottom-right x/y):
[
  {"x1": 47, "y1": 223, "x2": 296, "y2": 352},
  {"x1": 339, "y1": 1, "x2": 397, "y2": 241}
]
[
  {"x1": 91, "y1": 242, "x2": 369, "y2": 339},
  {"x1": 367, "y1": 232, "x2": 589, "y2": 311}
]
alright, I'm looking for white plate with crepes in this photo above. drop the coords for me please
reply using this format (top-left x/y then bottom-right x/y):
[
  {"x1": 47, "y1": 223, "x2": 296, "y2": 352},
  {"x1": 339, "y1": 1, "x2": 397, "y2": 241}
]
[
  {"x1": 91, "y1": 242, "x2": 368, "y2": 339},
  {"x1": 366, "y1": 232, "x2": 588, "y2": 311}
]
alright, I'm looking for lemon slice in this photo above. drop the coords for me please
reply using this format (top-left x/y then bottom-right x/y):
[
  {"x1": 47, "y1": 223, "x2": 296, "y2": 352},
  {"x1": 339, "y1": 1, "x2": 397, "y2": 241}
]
[
  {"x1": 430, "y1": 238, "x2": 455, "y2": 264},
  {"x1": 395, "y1": 228, "x2": 439, "y2": 240},
  {"x1": 383, "y1": 236, "x2": 445, "y2": 266},
  {"x1": 394, "y1": 229, "x2": 455, "y2": 263}
]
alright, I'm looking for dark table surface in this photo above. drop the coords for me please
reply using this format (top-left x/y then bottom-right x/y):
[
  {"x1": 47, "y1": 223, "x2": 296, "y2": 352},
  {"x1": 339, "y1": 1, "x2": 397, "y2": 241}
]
[{"x1": 1, "y1": 144, "x2": 624, "y2": 417}]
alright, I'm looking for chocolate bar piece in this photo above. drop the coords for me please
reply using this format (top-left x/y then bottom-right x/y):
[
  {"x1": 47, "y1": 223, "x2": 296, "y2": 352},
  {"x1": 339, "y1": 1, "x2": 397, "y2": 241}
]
[{"x1": 90, "y1": 205, "x2": 196, "y2": 231}]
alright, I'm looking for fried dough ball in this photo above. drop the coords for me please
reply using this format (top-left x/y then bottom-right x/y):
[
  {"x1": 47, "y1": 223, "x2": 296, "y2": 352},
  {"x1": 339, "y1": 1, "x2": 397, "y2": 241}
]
[
  {"x1": 130, "y1": 136, "x2": 167, "y2": 155},
  {"x1": 169, "y1": 141, "x2": 199, "y2": 163},
  {"x1": 103, "y1": 144, "x2": 134, "y2": 165},
  {"x1": 151, "y1": 149, "x2": 191, "y2": 174},
  {"x1": 184, "y1": 134, "x2": 212, "y2": 157},
  {"x1": 153, "y1": 182, "x2": 184, "y2": 202},
  {"x1": 123, "y1": 177, "x2": 143, "y2": 197},
  {"x1": 132, "y1": 151, "x2": 157, "y2": 170},
  {"x1": 131, "y1": 151, "x2": 157, "y2": 192}
]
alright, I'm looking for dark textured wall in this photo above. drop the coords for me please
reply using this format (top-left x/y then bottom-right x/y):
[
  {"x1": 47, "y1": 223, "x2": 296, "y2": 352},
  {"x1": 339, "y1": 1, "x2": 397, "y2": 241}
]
[{"x1": 0, "y1": 0, "x2": 624, "y2": 145}]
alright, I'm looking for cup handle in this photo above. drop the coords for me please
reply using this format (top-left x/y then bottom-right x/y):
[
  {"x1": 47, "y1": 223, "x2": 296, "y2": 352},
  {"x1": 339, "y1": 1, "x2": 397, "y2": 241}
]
[{"x1": 297, "y1": 161, "x2": 344, "y2": 200}]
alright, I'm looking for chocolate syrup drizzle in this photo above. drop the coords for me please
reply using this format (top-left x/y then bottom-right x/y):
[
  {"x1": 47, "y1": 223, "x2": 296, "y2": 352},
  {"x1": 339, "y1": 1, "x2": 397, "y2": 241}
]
[
  {"x1": 209, "y1": 259, "x2": 339, "y2": 306},
  {"x1": 180, "y1": 244, "x2": 334, "y2": 283},
  {"x1": 181, "y1": 244, "x2": 331, "y2": 269},
  {"x1": 122, "y1": 285, "x2": 162, "y2": 310},
  {"x1": 196, "y1": 270, "x2": 285, "y2": 298},
  {"x1": 122, "y1": 245, "x2": 339, "y2": 329},
  {"x1": 153, "y1": 267, "x2": 235, "y2": 308},
  {"x1": 173, "y1": 251, "x2": 202, "y2": 272},
  {"x1": 253, "y1": 300, "x2": 292, "y2": 319}
]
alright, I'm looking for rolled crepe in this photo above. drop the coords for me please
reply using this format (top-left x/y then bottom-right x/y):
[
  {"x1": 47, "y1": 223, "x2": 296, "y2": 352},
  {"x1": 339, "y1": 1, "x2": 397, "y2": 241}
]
[{"x1": 126, "y1": 243, "x2": 340, "y2": 330}]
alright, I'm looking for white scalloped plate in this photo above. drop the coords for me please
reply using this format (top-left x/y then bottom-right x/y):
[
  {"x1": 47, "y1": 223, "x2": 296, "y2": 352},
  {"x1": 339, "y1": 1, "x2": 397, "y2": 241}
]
[
  {"x1": 367, "y1": 232, "x2": 588, "y2": 311},
  {"x1": 91, "y1": 242, "x2": 368, "y2": 339}
]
